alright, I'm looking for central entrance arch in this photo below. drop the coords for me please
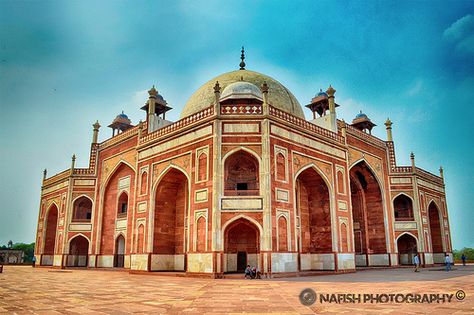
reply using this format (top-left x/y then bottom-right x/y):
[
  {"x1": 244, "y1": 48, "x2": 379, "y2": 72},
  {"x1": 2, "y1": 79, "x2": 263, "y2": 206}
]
[{"x1": 224, "y1": 217, "x2": 260, "y2": 273}]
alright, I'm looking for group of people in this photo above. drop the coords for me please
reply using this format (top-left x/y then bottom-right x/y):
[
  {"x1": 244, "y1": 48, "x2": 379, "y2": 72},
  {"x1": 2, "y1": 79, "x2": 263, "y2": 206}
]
[
  {"x1": 244, "y1": 265, "x2": 262, "y2": 279},
  {"x1": 412, "y1": 253, "x2": 468, "y2": 272}
]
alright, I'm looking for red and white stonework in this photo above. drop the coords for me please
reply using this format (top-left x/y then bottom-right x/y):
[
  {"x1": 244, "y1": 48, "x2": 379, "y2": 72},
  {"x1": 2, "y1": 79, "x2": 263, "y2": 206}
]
[{"x1": 35, "y1": 65, "x2": 452, "y2": 277}]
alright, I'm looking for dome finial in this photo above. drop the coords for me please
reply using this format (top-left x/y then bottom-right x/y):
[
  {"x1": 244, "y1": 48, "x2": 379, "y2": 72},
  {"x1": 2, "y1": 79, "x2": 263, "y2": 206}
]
[{"x1": 239, "y1": 46, "x2": 246, "y2": 70}]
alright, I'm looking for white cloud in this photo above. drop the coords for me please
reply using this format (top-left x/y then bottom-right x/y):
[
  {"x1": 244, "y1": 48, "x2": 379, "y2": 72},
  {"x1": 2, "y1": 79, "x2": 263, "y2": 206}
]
[
  {"x1": 407, "y1": 79, "x2": 423, "y2": 96},
  {"x1": 443, "y1": 14, "x2": 474, "y2": 55},
  {"x1": 131, "y1": 89, "x2": 149, "y2": 108}
]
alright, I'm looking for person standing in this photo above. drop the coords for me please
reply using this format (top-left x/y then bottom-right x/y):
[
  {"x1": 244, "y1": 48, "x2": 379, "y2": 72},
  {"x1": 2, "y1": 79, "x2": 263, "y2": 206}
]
[
  {"x1": 412, "y1": 253, "x2": 420, "y2": 272},
  {"x1": 461, "y1": 253, "x2": 467, "y2": 266},
  {"x1": 445, "y1": 254, "x2": 452, "y2": 271},
  {"x1": 32, "y1": 256, "x2": 36, "y2": 268}
]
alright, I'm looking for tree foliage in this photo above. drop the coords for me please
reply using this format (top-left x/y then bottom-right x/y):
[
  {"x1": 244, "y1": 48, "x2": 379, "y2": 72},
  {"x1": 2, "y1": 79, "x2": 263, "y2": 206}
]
[
  {"x1": 0, "y1": 242, "x2": 36, "y2": 262},
  {"x1": 453, "y1": 248, "x2": 474, "y2": 260}
]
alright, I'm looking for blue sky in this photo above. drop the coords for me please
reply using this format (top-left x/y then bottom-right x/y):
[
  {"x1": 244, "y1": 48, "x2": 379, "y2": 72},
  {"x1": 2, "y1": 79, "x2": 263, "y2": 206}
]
[{"x1": 0, "y1": 1, "x2": 473, "y2": 249}]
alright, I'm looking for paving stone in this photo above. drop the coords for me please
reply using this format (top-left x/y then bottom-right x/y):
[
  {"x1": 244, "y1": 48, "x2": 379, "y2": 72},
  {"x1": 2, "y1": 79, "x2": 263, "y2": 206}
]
[{"x1": 0, "y1": 265, "x2": 472, "y2": 314}]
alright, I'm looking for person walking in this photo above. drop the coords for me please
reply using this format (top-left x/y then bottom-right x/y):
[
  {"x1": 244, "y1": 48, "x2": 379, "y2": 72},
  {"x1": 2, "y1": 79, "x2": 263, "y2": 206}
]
[
  {"x1": 461, "y1": 253, "x2": 467, "y2": 266},
  {"x1": 412, "y1": 253, "x2": 420, "y2": 272},
  {"x1": 445, "y1": 254, "x2": 452, "y2": 271}
]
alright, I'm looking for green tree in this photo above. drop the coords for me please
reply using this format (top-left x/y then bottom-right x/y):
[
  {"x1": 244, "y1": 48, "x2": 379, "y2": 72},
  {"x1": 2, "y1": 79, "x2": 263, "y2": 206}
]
[
  {"x1": 453, "y1": 248, "x2": 474, "y2": 260},
  {"x1": 11, "y1": 243, "x2": 36, "y2": 263}
]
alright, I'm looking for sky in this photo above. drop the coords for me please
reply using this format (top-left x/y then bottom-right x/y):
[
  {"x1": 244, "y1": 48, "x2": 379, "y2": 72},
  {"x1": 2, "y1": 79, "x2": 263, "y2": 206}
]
[{"x1": 0, "y1": 0, "x2": 473, "y2": 249}]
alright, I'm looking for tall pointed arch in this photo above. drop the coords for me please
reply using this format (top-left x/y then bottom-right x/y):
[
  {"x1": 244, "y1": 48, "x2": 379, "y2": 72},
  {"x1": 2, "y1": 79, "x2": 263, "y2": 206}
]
[
  {"x1": 349, "y1": 160, "x2": 388, "y2": 266},
  {"x1": 99, "y1": 162, "x2": 135, "y2": 256}
]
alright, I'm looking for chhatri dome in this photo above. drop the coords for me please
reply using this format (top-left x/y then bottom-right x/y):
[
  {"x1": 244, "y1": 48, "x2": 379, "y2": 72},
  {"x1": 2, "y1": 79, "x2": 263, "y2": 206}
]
[{"x1": 180, "y1": 48, "x2": 304, "y2": 119}]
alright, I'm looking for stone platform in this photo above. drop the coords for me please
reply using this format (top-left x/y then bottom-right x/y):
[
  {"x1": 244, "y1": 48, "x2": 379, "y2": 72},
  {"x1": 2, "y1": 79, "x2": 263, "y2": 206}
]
[{"x1": 0, "y1": 265, "x2": 472, "y2": 314}]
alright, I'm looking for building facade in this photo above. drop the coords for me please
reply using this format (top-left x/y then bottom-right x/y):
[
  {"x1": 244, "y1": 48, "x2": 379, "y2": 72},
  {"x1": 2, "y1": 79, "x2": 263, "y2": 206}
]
[{"x1": 35, "y1": 58, "x2": 452, "y2": 277}]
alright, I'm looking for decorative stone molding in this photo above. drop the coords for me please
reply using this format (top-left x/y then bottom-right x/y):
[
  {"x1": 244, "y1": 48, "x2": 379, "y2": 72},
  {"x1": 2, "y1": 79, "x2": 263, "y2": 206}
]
[
  {"x1": 195, "y1": 189, "x2": 208, "y2": 203},
  {"x1": 221, "y1": 197, "x2": 263, "y2": 211},
  {"x1": 394, "y1": 221, "x2": 417, "y2": 230}
]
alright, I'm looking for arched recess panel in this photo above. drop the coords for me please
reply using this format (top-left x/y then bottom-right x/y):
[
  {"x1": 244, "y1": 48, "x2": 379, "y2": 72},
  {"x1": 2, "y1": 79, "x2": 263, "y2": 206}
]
[
  {"x1": 397, "y1": 233, "x2": 417, "y2": 265},
  {"x1": 72, "y1": 197, "x2": 92, "y2": 222},
  {"x1": 296, "y1": 167, "x2": 332, "y2": 253},
  {"x1": 224, "y1": 150, "x2": 259, "y2": 196},
  {"x1": 153, "y1": 168, "x2": 188, "y2": 255},
  {"x1": 350, "y1": 161, "x2": 387, "y2": 254},
  {"x1": 100, "y1": 163, "x2": 135, "y2": 255},
  {"x1": 340, "y1": 223, "x2": 348, "y2": 253},
  {"x1": 196, "y1": 216, "x2": 206, "y2": 252},
  {"x1": 140, "y1": 172, "x2": 148, "y2": 195},
  {"x1": 393, "y1": 194, "x2": 414, "y2": 221},
  {"x1": 278, "y1": 216, "x2": 288, "y2": 251},
  {"x1": 114, "y1": 235, "x2": 125, "y2": 267},
  {"x1": 276, "y1": 153, "x2": 286, "y2": 181},
  {"x1": 197, "y1": 153, "x2": 208, "y2": 182},
  {"x1": 337, "y1": 171, "x2": 345, "y2": 194},
  {"x1": 428, "y1": 202, "x2": 443, "y2": 253},
  {"x1": 68, "y1": 235, "x2": 89, "y2": 267},
  {"x1": 136, "y1": 224, "x2": 145, "y2": 254},
  {"x1": 224, "y1": 218, "x2": 260, "y2": 272},
  {"x1": 44, "y1": 205, "x2": 59, "y2": 255}
]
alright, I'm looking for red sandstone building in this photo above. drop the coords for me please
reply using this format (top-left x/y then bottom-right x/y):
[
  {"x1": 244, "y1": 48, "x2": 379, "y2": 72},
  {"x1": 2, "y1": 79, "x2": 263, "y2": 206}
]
[{"x1": 35, "y1": 55, "x2": 452, "y2": 277}]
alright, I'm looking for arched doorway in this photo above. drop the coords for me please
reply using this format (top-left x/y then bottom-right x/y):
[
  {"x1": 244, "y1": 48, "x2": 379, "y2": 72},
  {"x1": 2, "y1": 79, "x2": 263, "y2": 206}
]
[
  {"x1": 428, "y1": 202, "x2": 443, "y2": 256},
  {"x1": 114, "y1": 235, "x2": 125, "y2": 268},
  {"x1": 350, "y1": 161, "x2": 387, "y2": 266},
  {"x1": 42, "y1": 204, "x2": 59, "y2": 266},
  {"x1": 68, "y1": 235, "x2": 89, "y2": 267},
  {"x1": 397, "y1": 234, "x2": 417, "y2": 265},
  {"x1": 153, "y1": 168, "x2": 188, "y2": 271},
  {"x1": 393, "y1": 194, "x2": 414, "y2": 221},
  {"x1": 295, "y1": 167, "x2": 332, "y2": 270},
  {"x1": 224, "y1": 218, "x2": 260, "y2": 273}
]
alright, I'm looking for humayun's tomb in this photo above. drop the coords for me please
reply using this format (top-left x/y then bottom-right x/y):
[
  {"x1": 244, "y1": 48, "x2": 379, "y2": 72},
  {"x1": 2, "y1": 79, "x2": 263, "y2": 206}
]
[{"x1": 35, "y1": 51, "x2": 452, "y2": 277}]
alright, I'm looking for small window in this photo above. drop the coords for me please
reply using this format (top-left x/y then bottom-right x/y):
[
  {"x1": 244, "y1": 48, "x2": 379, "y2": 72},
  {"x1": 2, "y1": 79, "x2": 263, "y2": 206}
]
[
  {"x1": 121, "y1": 203, "x2": 128, "y2": 213},
  {"x1": 117, "y1": 192, "x2": 128, "y2": 216},
  {"x1": 237, "y1": 183, "x2": 248, "y2": 190}
]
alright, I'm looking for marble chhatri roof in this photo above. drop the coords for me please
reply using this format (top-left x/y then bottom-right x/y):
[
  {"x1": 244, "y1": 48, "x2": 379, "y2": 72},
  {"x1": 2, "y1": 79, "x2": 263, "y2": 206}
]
[{"x1": 181, "y1": 69, "x2": 304, "y2": 118}]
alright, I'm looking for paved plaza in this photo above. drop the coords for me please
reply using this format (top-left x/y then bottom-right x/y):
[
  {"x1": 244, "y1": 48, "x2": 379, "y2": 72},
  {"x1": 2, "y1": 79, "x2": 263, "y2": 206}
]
[{"x1": 0, "y1": 265, "x2": 473, "y2": 314}]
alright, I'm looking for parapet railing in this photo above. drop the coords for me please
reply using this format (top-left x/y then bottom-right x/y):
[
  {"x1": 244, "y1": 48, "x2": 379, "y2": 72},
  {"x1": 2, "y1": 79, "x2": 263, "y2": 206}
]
[
  {"x1": 139, "y1": 106, "x2": 214, "y2": 145},
  {"x1": 392, "y1": 166, "x2": 412, "y2": 173},
  {"x1": 221, "y1": 104, "x2": 262, "y2": 115},
  {"x1": 390, "y1": 166, "x2": 443, "y2": 185},
  {"x1": 344, "y1": 123, "x2": 387, "y2": 148},
  {"x1": 98, "y1": 124, "x2": 141, "y2": 150},
  {"x1": 73, "y1": 143, "x2": 99, "y2": 175},
  {"x1": 43, "y1": 169, "x2": 71, "y2": 187},
  {"x1": 268, "y1": 105, "x2": 345, "y2": 144},
  {"x1": 415, "y1": 167, "x2": 444, "y2": 185}
]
